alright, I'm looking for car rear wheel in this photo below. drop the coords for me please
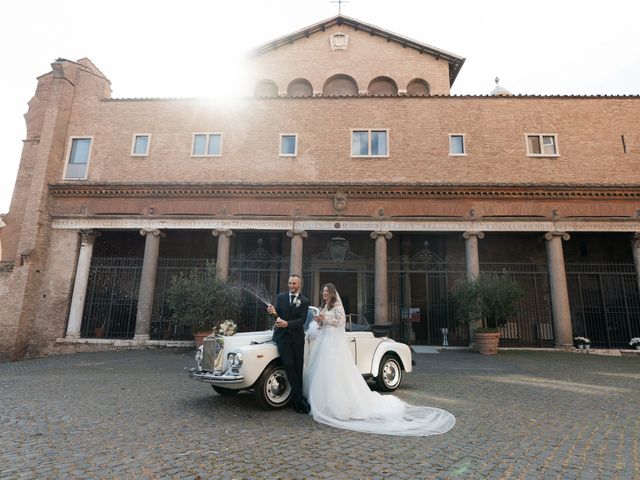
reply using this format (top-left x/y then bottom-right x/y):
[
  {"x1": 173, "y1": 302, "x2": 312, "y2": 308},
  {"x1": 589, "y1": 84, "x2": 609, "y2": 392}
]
[
  {"x1": 254, "y1": 363, "x2": 292, "y2": 410},
  {"x1": 212, "y1": 386, "x2": 239, "y2": 396},
  {"x1": 375, "y1": 354, "x2": 402, "y2": 392}
]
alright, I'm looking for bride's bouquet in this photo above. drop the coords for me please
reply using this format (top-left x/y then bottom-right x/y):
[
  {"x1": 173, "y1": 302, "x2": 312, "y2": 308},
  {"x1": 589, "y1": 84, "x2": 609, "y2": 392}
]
[{"x1": 214, "y1": 320, "x2": 237, "y2": 336}]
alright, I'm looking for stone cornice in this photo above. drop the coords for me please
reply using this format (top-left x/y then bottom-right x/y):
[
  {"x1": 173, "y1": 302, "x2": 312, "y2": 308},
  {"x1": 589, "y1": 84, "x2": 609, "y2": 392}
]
[{"x1": 49, "y1": 183, "x2": 640, "y2": 200}]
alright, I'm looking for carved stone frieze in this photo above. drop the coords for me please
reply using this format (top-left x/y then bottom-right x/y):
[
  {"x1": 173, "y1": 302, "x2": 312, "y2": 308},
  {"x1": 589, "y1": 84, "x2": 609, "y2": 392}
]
[
  {"x1": 48, "y1": 183, "x2": 640, "y2": 200},
  {"x1": 52, "y1": 218, "x2": 640, "y2": 233}
]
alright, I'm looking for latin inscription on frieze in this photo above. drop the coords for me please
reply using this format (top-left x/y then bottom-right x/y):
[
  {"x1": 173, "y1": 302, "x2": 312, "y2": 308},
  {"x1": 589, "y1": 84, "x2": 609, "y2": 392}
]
[{"x1": 51, "y1": 218, "x2": 640, "y2": 233}]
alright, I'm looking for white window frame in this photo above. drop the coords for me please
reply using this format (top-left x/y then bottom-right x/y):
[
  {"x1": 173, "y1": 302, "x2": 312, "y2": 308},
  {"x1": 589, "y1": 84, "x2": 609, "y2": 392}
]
[
  {"x1": 62, "y1": 136, "x2": 93, "y2": 180},
  {"x1": 350, "y1": 129, "x2": 389, "y2": 158},
  {"x1": 131, "y1": 134, "x2": 151, "y2": 156},
  {"x1": 525, "y1": 133, "x2": 559, "y2": 157},
  {"x1": 449, "y1": 134, "x2": 467, "y2": 156},
  {"x1": 279, "y1": 133, "x2": 298, "y2": 157},
  {"x1": 191, "y1": 133, "x2": 223, "y2": 157}
]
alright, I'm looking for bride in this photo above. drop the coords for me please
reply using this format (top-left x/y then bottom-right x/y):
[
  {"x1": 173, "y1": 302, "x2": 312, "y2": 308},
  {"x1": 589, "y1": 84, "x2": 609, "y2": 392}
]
[{"x1": 303, "y1": 283, "x2": 456, "y2": 436}]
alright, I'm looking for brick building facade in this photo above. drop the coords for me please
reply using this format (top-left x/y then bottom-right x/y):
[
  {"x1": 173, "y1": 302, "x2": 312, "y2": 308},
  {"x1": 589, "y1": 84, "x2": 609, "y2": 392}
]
[{"x1": 1, "y1": 15, "x2": 639, "y2": 361}]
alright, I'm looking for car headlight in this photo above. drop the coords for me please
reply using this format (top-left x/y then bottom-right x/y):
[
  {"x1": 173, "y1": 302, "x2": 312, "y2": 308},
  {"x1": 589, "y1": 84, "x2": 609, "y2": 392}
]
[
  {"x1": 195, "y1": 346, "x2": 203, "y2": 367},
  {"x1": 227, "y1": 352, "x2": 243, "y2": 367}
]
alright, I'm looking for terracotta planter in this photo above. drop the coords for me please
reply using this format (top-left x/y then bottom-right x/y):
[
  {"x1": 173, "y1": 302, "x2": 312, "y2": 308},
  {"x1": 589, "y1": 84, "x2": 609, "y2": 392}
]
[
  {"x1": 474, "y1": 331, "x2": 501, "y2": 355},
  {"x1": 94, "y1": 327, "x2": 105, "y2": 338},
  {"x1": 193, "y1": 331, "x2": 212, "y2": 347}
]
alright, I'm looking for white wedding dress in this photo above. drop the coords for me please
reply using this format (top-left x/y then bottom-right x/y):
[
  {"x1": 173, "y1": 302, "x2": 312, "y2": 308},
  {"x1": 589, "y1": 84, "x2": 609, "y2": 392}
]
[{"x1": 303, "y1": 298, "x2": 455, "y2": 436}]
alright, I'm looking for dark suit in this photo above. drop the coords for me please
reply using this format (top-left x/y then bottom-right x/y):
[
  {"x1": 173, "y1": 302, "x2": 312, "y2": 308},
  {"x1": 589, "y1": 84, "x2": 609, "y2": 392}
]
[{"x1": 272, "y1": 291, "x2": 310, "y2": 410}]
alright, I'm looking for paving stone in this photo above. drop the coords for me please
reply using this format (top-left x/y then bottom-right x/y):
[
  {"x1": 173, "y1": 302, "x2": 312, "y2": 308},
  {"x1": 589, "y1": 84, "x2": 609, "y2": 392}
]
[{"x1": 0, "y1": 349, "x2": 639, "y2": 478}]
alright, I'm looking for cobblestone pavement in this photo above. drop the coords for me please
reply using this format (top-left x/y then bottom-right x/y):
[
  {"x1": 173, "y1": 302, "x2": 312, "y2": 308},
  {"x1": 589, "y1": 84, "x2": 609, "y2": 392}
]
[{"x1": 1, "y1": 348, "x2": 639, "y2": 479}]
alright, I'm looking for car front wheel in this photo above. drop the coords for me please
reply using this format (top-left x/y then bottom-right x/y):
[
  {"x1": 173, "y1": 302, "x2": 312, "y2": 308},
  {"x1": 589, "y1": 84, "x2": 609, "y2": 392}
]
[
  {"x1": 375, "y1": 354, "x2": 403, "y2": 391},
  {"x1": 254, "y1": 363, "x2": 292, "y2": 410}
]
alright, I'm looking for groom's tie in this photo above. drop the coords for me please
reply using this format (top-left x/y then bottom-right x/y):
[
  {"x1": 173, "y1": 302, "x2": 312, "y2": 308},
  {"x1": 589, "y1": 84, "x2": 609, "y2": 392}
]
[{"x1": 290, "y1": 295, "x2": 297, "y2": 306}]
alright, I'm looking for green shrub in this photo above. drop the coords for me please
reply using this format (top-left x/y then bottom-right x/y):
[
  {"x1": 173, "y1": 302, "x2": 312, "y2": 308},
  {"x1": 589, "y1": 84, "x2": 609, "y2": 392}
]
[
  {"x1": 165, "y1": 261, "x2": 242, "y2": 333},
  {"x1": 451, "y1": 273, "x2": 524, "y2": 331}
]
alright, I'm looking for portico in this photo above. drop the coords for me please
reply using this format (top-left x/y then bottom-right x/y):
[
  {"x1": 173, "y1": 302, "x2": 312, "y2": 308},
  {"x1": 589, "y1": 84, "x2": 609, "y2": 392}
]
[{"x1": 59, "y1": 216, "x2": 640, "y2": 349}]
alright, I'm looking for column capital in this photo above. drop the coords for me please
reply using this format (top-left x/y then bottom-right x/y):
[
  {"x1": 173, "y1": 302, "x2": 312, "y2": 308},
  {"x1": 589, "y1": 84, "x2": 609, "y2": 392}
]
[
  {"x1": 463, "y1": 231, "x2": 485, "y2": 240},
  {"x1": 544, "y1": 231, "x2": 570, "y2": 241},
  {"x1": 212, "y1": 228, "x2": 234, "y2": 238},
  {"x1": 79, "y1": 229, "x2": 100, "y2": 246},
  {"x1": 632, "y1": 232, "x2": 640, "y2": 246},
  {"x1": 139, "y1": 229, "x2": 166, "y2": 238},
  {"x1": 287, "y1": 229, "x2": 308, "y2": 238},
  {"x1": 370, "y1": 231, "x2": 393, "y2": 240}
]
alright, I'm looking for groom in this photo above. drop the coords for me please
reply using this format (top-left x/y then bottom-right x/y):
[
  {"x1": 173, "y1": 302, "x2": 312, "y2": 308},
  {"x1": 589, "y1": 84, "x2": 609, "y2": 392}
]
[{"x1": 267, "y1": 274, "x2": 310, "y2": 414}]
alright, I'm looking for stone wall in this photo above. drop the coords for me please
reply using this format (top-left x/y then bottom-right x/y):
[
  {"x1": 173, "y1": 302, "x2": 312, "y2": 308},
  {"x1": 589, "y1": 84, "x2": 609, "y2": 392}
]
[{"x1": 51, "y1": 96, "x2": 640, "y2": 188}]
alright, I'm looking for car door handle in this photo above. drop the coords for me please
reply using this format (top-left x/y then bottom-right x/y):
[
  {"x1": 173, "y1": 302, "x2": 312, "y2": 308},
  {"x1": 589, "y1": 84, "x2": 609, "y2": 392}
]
[{"x1": 347, "y1": 338, "x2": 355, "y2": 342}]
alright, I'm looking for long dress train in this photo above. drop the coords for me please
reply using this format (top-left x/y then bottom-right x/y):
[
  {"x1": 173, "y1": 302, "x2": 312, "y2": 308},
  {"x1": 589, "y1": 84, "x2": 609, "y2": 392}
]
[{"x1": 303, "y1": 299, "x2": 455, "y2": 436}]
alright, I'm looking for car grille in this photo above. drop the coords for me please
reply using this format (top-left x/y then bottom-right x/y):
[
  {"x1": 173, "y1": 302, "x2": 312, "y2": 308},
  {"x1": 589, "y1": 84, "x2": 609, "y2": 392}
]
[{"x1": 203, "y1": 336, "x2": 224, "y2": 372}]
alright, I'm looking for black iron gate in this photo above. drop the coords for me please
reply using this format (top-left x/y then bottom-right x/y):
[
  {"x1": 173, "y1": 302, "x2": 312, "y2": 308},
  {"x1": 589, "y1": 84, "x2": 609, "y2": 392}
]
[
  {"x1": 388, "y1": 244, "x2": 554, "y2": 347},
  {"x1": 480, "y1": 263, "x2": 554, "y2": 348},
  {"x1": 151, "y1": 258, "x2": 208, "y2": 340},
  {"x1": 80, "y1": 255, "x2": 640, "y2": 347},
  {"x1": 567, "y1": 263, "x2": 640, "y2": 348},
  {"x1": 81, "y1": 257, "x2": 142, "y2": 339},
  {"x1": 229, "y1": 242, "x2": 289, "y2": 332},
  {"x1": 388, "y1": 246, "x2": 468, "y2": 346}
]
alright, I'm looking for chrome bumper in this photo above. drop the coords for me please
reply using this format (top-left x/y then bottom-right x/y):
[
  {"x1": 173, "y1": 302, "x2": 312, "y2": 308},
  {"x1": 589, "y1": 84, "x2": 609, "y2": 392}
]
[{"x1": 188, "y1": 368, "x2": 244, "y2": 384}]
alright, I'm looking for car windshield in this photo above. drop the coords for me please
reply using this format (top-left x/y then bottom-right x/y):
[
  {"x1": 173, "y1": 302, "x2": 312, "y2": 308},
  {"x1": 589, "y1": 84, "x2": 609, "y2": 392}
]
[{"x1": 303, "y1": 306, "x2": 370, "y2": 332}]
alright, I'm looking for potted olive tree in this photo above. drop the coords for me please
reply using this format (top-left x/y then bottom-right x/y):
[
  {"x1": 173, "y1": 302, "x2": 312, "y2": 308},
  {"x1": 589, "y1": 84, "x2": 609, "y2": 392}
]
[
  {"x1": 165, "y1": 261, "x2": 242, "y2": 346},
  {"x1": 451, "y1": 273, "x2": 523, "y2": 354}
]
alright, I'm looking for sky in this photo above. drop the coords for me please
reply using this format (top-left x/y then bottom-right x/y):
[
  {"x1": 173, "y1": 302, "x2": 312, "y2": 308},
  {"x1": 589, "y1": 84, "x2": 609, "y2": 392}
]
[{"x1": 1, "y1": 0, "x2": 639, "y2": 213}]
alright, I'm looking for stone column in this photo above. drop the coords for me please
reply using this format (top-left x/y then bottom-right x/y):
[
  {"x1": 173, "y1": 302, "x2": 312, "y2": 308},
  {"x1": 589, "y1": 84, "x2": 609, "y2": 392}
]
[
  {"x1": 632, "y1": 233, "x2": 640, "y2": 297},
  {"x1": 134, "y1": 229, "x2": 165, "y2": 341},
  {"x1": 463, "y1": 231, "x2": 484, "y2": 281},
  {"x1": 66, "y1": 230, "x2": 100, "y2": 339},
  {"x1": 370, "y1": 231, "x2": 393, "y2": 324},
  {"x1": 287, "y1": 230, "x2": 307, "y2": 276},
  {"x1": 463, "y1": 231, "x2": 485, "y2": 344},
  {"x1": 544, "y1": 232, "x2": 573, "y2": 348},
  {"x1": 212, "y1": 229, "x2": 233, "y2": 281}
]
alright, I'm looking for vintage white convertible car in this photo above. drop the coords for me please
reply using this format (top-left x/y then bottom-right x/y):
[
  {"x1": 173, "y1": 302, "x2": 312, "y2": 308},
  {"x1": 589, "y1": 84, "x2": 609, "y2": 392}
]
[{"x1": 188, "y1": 307, "x2": 413, "y2": 409}]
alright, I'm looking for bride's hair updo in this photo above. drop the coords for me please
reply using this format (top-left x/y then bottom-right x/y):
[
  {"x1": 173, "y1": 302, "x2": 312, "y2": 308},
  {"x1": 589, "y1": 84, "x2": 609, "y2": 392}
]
[{"x1": 321, "y1": 283, "x2": 338, "y2": 310}]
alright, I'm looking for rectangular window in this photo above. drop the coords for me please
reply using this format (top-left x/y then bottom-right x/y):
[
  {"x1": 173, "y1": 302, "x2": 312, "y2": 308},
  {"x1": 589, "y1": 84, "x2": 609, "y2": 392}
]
[
  {"x1": 64, "y1": 137, "x2": 92, "y2": 179},
  {"x1": 280, "y1": 134, "x2": 297, "y2": 156},
  {"x1": 449, "y1": 134, "x2": 465, "y2": 155},
  {"x1": 131, "y1": 134, "x2": 150, "y2": 156},
  {"x1": 351, "y1": 129, "x2": 388, "y2": 157},
  {"x1": 192, "y1": 133, "x2": 222, "y2": 156},
  {"x1": 526, "y1": 134, "x2": 558, "y2": 156}
]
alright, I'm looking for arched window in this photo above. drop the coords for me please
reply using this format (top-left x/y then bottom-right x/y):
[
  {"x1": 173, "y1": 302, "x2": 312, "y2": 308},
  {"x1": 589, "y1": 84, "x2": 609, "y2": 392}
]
[
  {"x1": 406, "y1": 78, "x2": 430, "y2": 96},
  {"x1": 287, "y1": 78, "x2": 313, "y2": 97},
  {"x1": 254, "y1": 79, "x2": 278, "y2": 97},
  {"x1": 368, "y1": 76, "x2": 398, "y2": 96},
  {"x1": 322, "y1": 74, "x2": 358, "y2": 97}
]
